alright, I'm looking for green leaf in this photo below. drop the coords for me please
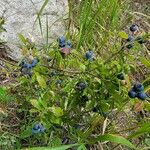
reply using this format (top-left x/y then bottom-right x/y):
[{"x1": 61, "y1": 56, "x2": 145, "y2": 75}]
[
  {"x1": 20, "y1": 126, "x2": 32, "y2": 139},
  {"x1": 100, "y1": 102, "x2": 110, "y2": 112},
  {"x1": 77, "y1": 144, "x2": 87, "y2": 150},
  {"x1": 94, "y1": 77, "x2": 101, "y2": 84},
  {"x1": 49, "y1": 137, "x2": 62, "y2": 147},
  {"x1": 35, "y1": 73, "x2": 47, "y2": 88},
  {"x1": 0, "y1": 86, "x2": 6, "y2": 97},
  {"x1": 91, "y1": 134, "x2": 136, "y2": 149},
  {"x1": 118, "y1": 31, "x2": 128, "y2": 39},
  {"x1": 145, "y1": 138, "x2": 150, "y2": 147},
  {"x1": 139, "y1": 57, "x2": 150, "y2": 69},
  {"x1": 30, "y1": 99, "x2": 44, "y2": 110},
  {"x1": 128, "y1": 123, "x2": 150, "y2": 139},
  {"x1": 51, "y1": 106, "x2": 64, "y2": 117},
  {"x1": 22, "y1": 143, "x2": 79, "y2": 150},
  {"x1": 80, "y1": 64, "x2": 86, "y2": 72},
  {"x1": 144, "y1": 101, "x2": 150, "y2": 111}
]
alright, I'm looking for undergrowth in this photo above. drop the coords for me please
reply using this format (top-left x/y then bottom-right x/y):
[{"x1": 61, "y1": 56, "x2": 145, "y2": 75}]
[{"x1": 0, "y1": 0, "x2": 150, "y2": 150}]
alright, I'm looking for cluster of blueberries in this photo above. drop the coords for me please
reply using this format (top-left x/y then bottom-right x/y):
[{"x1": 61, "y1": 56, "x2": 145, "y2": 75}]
[
  {"x1": 128, "y1": 83, "x2": 147, "y2": 100},
  {"x1": 58, "y1": 36, "x2": 72, "y2": 57},
  {"x1": 117, "y1": 73, "x2": 147, "y2": 101},
  {"x1": 20, "y1": 58, "x2": 38, "y2": 75},
  {"x1": 58, "y1": 36, "x2": 95, "y2": 61},
  {"x1": 32, "y1": 123, "x2": 45, "y2": 134},
  {"x1": 58, "y1": 36, "x2": 71, "y2": 48},
  {"x1": 126, "y1": 24, "x2": 145, "y2": 49},
  {"x1": 85, "y1": 49, "x2": 94, "y2": 61}
]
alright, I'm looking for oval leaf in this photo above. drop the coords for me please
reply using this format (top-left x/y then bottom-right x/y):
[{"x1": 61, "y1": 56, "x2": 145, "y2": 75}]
[
  {"x1": 118, "y1": 31, "x2": 128, "y2": 39},
  {"x1": 35, "y1": 73, "x2": 47, "y2": 88}
]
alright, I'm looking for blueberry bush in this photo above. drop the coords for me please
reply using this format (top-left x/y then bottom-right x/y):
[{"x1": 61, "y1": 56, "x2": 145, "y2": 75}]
[{"x1": 0, "y1": 0, "x2": 150, "y2": 150}]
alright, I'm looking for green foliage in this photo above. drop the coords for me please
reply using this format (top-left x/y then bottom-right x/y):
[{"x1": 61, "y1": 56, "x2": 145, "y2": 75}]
[{"x1": 1, "y1": 0, "x2": 150, "y2": 149}]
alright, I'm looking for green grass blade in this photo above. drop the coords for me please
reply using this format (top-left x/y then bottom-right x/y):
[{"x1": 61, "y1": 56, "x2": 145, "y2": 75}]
[
  {"x1": 90, "y1": 134, "x2": 137, "y2": 149},
  {"x1": 18, "y1": 33, "x2": 27, "y2": 45},
  {"x1": 22, "y1": 143, "x2": 80, "y2": 150},
  {"x1": 128, "y1": 123, "x2": 150, "y2": 139},
  {"x1": 36, "y1": 0, "x2": 49, "y2": 21},
  {"x1": 38, "y1": 16, "x2": 43, "y2": 37}
]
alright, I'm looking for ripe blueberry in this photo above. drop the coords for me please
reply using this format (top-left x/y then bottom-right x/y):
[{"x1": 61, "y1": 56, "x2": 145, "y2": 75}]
[
  {"x1": 133, "y1": 83, "x2": 144, "y2": 92},
  {"x1": 130, "y1": 24, "x2": 139, "y2": 32},
  {"x1": 76, "y1": 82, "x2": 87, "y2": 91},
  {"x1": 137, "y1": 92, "x2": 147, "y2": 100},
  {"x1": 79, "y1": 82, "x2": 87, "y2": 90},
  {"x1": 58, "y1": 36, "x2": 66, "y2": 48},
  {"x1": 117, "y1": 72, "x2": 124, "y2": 80},
  {"x1": 127, "y1": 35, "x2": 134, "y2": 42},
  {"x1": 128, "y1": 90, "x2": 137, "y2": 98},
  {"x1": 85, "y1": 50, "x2": 94, "y2": 60},
  {"x1": 31, "y1": 59, "x2": 38, "y2": 67},
  {"x1": 20, "y1": 60, "x2": 30, "y2": 68},
  {"x1": 32, "y1": 123, "x2": 45, "y2": 134}
]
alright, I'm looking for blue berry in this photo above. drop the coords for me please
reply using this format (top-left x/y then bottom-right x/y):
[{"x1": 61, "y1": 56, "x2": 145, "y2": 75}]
[
  {"x1": 85, "y1": 50, "x2": 94, "y2": 60},
  {"x1": 128, "y1": 90, "x2": 137, "y2": 98},
  {"x1": 58, "y1": 36, "x2": 66, "y2": 48},
  {"x1": 32, "y1": 123, "x2": 45, "y2": 134},
  {"x1": 79, "y1": 82, "x2": 87, "y2": 90},
  {"x1": 130, "y1": 24, "x2": 139, "y2": 32},
  {"x1": 127, "y1": 35, "x2": 134, "y2": 42},
  {"x1": 92, "y1": 107, "x2": 98, "y2": 112},
  {"x1": 22, "y1": 63, "x2": 31, "y2": 69},
  {"x1": 31, "y1": 59, "x2": 38, "y2": 67},
  {"x1": 56, "y1": 80, "x2": 62, "y2": 85},
  {"x1": 76, "y1": 82, "x2": 87, "y2": 90},
  {"x1": 20, "y1": 60, "x2": 29, "y2": 68},
  {"x1": 137, "y1": 92, "x2": 147, "y2": 100},
  {"x1": 133, "y1": 83, "x2": 144, "y2": 92},
  {"x1": 117, "y1": 72, "x2": 124, "y2": 80}
]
